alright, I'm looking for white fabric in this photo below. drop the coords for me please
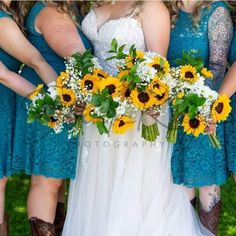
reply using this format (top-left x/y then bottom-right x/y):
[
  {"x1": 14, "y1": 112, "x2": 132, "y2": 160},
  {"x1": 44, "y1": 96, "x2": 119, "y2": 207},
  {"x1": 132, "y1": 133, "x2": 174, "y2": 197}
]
[{"x1": 62, "y1": 11, "x2": 214, "y2": 236}]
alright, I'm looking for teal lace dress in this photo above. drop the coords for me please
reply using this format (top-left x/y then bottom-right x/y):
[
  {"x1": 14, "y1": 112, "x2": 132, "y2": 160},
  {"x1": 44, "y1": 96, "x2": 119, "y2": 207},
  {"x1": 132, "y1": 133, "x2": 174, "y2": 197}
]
[
  {"x1": 0, "y1": 11, "x2": 21, "y2": 178},
  {"x1": 225, "y1": 25, "x2": 236, "y2": 173},
  {"x1": 13, "y1": 2, "x2": 92, "y2": 179},
  {"x1": 167, "y1": 2, "x2": 232, "y2": 187}
]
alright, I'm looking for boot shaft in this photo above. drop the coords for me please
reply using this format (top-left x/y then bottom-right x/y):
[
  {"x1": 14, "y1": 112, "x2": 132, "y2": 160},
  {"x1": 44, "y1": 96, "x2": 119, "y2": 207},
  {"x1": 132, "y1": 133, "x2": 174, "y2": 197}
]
[{"x1": 29, "y1": 217, "x2": 56, "y2": 236}]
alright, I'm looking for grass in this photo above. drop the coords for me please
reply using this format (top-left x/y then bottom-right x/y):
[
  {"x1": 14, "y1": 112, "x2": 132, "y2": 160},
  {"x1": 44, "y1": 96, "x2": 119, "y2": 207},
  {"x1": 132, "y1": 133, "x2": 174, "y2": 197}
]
[{"x1": 5, "y1": 174, "x2": 236, "y2": 236}]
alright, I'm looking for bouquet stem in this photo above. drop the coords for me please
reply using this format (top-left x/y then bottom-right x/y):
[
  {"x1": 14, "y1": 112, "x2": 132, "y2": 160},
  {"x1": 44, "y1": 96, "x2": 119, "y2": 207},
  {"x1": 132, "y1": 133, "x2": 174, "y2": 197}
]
[
  {"x1": 166, "y1": 118, "x2": 178, "y2": 144},
  {"x1": 208, "y1": 134, "x2": 221, "y2": 149},
  {"x1": 141, "y1": 112, "x2": 160, "y2": 142}
]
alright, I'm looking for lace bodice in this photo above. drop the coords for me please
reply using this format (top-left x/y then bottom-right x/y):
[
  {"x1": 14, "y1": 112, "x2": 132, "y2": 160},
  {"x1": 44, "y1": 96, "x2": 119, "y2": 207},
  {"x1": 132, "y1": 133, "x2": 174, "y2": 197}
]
[{"x1": 82, "y1": 10, "x2": 146, "y2": 75}]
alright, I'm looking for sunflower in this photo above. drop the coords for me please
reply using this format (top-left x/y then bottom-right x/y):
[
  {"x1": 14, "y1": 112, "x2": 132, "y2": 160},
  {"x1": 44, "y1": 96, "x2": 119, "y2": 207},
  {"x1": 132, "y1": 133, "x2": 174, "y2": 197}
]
[
  {"x1": 79, "y1": 74, "x2": 100, "y2": 94},
  {"x1": 120, "y1": 84, "x2": 131, "y2": 100},
  {"x1": 83, "y1": 104, "x2": 102, "y2": 123},
  {"x1": 211, "y1": 95, "x2": 232, "y2": 122},
  {"x1": 48, "y1": 116, "x2": 58, "y2": 128},
  {"x1": 93, "y1": 68, "x2": 109, "y2": 79},
  {"x1": 117, "y1": 70, "x2": 130, "y2": 80},
  {"x1": 56, "y1": 72, "x2": 69, "y2": 88},
  {"x1": 28, "y1": 84, "x2": 44, "y2": 100},
  {"x1": 201, "y1": 68, "x2": 213, "y2": 79},
  {"x1": 112, "y1": 116, "x2": 135, "y2": 134},
  {"x1": 149, "y1": 77, "x2": 168, "y2": 95},
  {"x1": 180, "y1": 65, "x2": 199, "y2": 83},
  {"x1": 148, "y1": 56, "x2": 170, "y2": 75},
  {"x1": 125, "y1": 50, "x2": 145, "y2": 69},
  {"x1": 153, "y1": 88, "x2": 169, "y2": 106},
  {"x1": 99, "y1": 77, "x2": 122, "y2": 98},
  {"x1": 58, "y1": 88, "x2": 76, "y2": 107},
  {"x1": 182, "y1": 114, "x2": 206, "y2": 137},
  {"x1": 130, "y1": 89, "x2": 155, "y2": 110}
]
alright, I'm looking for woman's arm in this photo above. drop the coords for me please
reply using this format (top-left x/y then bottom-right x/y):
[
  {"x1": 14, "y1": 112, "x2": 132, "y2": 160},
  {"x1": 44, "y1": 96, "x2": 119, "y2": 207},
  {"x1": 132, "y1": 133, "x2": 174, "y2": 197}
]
[
  {"x1": 0, "y1": 17, "x2": 57, "y2": 84},
  {"x1": 207, "y1": 7, "x2": 233, "y2": 89},
  {"x1": 36, "y1": 6, "x2": 86, "y2": 58},
  {"x1": 141, "y1": 1, "x2": 170, "y2": 57},
  {"x1": 218, "y1": 62, "x2": 236, "y2": 97},
  {"x1": 0, "y1": 62, "x2": 35, "y2": 97}
]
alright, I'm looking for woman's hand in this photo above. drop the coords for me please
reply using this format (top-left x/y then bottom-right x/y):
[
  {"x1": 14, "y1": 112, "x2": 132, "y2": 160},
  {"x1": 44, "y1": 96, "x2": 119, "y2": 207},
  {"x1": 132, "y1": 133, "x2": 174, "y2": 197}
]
[
  {"x1": 205, "y1": 119, "x2": 216, "y2": 135},
  {"x1": 75, "y1": 103, "x2": 86, "y2": 116},
  {"x1": 145, "y1": 108, "x2": 160, "y2": 121}
]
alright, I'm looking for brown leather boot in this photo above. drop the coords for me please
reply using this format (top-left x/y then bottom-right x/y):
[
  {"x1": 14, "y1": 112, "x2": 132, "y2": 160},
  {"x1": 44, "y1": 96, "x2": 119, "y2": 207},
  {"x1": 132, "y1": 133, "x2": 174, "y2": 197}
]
[
  {"x1": 54, "y1": 203, "x2": 66, "y2": 236},
  {"x1": 190, "y1": 197, "x2": 197, "y2": 209},
  {"x1": 29, "y1": 217, "x2": 56, "y2": 236},
  {"x1": 0, "y1": 213, "x2": 9, "y2": 236},
  {"x1": 199, "y1": 201, "x2": 221, "y2": 235}
]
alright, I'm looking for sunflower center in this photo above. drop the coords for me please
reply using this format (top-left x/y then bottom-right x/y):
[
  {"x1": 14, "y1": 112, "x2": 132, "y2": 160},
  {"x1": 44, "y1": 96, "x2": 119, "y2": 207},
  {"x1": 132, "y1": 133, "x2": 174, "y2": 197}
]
[
  {"x1": 189, "y1": 118, "x2": 200, "y2": 129},
  {"x1": 138, "y1": 92, "x2": 150, "y2": 103},
  {"x1": 155, "y1": 93, "x2": 165, "y2": 100},
  {"x1": 185, "y1": 71, "x2": 194, "y2": 79},
  {"x1": 152, "y1": 64, "x2": 161, "y2": 71},
  {"x1": 125, "y1": 89, "x2": 131, "y2": 97},
  {"x1": 98, "y1": 73, "x2": 106, "y2": 78},
  {"x1": 215, "y1": 102, "x2": 223, "y2": 114},
  {"x1": 50, "y1": 116, "x2": 58, "y2": 122},
  {"x1": 153, "y1": 83, "x2": 160, "y2": 89},
  {"x1": 118, "y1": 120, "x2": 125, "y2": 127},
  {"x1": 85, "y1": 80, "x2": 94, "y2": 90},
  {"x1": 106, "y1": 85, "x2": 116, "y2": 94},
  {"x1": 62, "y1": 94, "x2": 72, "y2": 102}
]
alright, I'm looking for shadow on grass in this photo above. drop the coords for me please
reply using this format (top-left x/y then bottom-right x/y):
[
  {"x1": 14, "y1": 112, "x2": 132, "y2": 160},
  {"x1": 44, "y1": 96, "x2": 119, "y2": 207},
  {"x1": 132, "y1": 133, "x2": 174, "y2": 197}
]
[{"x1": 5, "y1": 174, "x2": 236, "y2": 236}]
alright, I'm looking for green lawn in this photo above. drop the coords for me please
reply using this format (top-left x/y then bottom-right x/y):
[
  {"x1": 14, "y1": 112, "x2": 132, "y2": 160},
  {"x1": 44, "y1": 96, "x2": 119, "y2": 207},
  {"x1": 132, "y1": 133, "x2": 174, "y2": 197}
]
[{"x1": 5, "y1": 174, "x2": 236, "y2": 236}]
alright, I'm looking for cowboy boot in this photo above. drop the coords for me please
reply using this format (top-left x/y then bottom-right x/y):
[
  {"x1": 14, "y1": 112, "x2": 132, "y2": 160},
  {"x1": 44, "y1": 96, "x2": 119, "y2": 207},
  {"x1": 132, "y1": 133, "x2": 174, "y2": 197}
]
[
  {"x1": 190, "y1": 197, "x2": 197, "y2": 209},
  {"x1": 199, "y1": 201, "x2": 221, "y2": 235},
  {"x1": 29, "y1": 217, "x2": 56, "y2": 236},
  {"x1": 54, "y1": 203, "x2": 66, "y2": 236},
  {"x1": 0, "y1": 213, "x2": 9, "y2": 236}
]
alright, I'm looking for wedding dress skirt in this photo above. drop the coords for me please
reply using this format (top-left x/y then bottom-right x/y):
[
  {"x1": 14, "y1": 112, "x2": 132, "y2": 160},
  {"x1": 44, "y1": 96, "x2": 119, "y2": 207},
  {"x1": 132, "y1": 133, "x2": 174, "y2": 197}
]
[{"x1": 63, "y1": 111, "x2": 213, "y2": 236}]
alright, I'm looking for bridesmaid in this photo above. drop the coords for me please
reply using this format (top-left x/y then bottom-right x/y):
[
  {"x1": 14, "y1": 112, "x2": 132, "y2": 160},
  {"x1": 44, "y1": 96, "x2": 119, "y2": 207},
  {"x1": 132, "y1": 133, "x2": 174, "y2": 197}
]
[
  {"x1": 0, "y1": 1, "x2": 58, "y2": 235},
  {"x1": 220, "y1": 1, "x2": 236, "y2": 182},
  {"x1": 14, "y1": 1, "x2": 92, "y2": 235},
  {"x1": 165, "y1": 1, "x2": 232, "y2": 234}
]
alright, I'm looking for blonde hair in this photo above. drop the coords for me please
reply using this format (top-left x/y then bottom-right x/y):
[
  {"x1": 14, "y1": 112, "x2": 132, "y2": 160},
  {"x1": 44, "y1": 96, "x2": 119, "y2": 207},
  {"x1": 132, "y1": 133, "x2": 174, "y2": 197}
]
[
  {"x1": 0, "y1": 1, "x2": 33, "y2": 31},
  {"x1": 164, "y1": 0, "x2": 212, "y2": 28},
  {"x1": 20, "y1": 1, "x2": 90, "y2": 25}
]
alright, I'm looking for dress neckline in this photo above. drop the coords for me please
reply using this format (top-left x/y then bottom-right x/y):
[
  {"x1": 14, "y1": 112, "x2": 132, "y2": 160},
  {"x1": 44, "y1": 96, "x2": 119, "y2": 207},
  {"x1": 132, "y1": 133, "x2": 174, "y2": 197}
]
[{"x1": 90, "y1": 10, "x2": 142, "y2": 36}]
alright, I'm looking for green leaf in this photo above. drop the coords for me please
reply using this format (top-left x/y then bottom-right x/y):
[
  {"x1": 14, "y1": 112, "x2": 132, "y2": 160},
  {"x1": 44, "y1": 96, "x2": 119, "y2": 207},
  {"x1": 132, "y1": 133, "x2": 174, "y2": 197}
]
[
  {"x1": 91, "y1": 94, "x2": 103, "y2": 106},
  {"x1": 111, "y1": 39, "x2": 118, "y2": 52},
  {"x1": 100, "y1": 100, "x2": 110, "y2": 114},
  {"x1": 178, "y1": 103, "x2": 187, "y2": 113},
  {"x1": 96, "y1": 121, "x2": 108, "y2": 135}
]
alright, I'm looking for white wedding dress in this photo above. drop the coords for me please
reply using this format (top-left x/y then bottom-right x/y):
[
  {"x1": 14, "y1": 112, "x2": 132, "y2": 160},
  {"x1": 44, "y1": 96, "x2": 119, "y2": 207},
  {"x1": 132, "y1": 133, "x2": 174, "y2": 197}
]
[{"x1": 63, "y1": 10, "x2": 214, "y2": 236}]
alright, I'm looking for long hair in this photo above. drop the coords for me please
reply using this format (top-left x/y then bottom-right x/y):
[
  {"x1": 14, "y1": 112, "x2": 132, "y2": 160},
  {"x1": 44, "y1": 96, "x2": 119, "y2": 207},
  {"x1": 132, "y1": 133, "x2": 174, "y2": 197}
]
[
  {"x1": 0, "y1": 1, "x2": 33, "y2": 30},
  {"x1": 164, "y1": 0, "x2": 212, "y2": 28},
  {"x1": 226, "y1": 1, "x2": 236, "y2": 23}
]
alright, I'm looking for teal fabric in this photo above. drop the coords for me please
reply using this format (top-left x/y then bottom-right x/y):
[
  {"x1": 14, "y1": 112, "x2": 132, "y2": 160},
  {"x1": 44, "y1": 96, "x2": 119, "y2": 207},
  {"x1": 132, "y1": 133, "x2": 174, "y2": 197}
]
[
  {"x1": 0, "y1": 11, "x2": 21, "y2": 178},
  {"x1": 13, "y1": 2, "x2": 92, "y2": 179},
  {"x1": 167, "y1": 2, "x2": 228, "y2": 187},
  {"x1": 225, "y1": 25, "x2": 236, "y2": 173}
]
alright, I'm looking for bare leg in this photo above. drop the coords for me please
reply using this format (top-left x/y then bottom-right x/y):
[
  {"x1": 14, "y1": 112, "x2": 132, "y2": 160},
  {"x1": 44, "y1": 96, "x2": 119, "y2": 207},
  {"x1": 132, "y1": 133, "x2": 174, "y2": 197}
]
[
  {"x1": 0, "y1": 178, "x2": 7, "y2": 224},
  {"x1": 28, "y1": 175, "x2": 62, "y2": 223},
  {"x1": 233, "y1": 173, "x2": 236, "y2": 183},
  {"x1": 57, "y1": 181, "x2": 65, "y2": 204},
  {"x1": 185, "y1": 187, "x2": 196, "y2": 201},
  {"x1": 199, "y1": 185, "x2": 220, "y2": 212}
]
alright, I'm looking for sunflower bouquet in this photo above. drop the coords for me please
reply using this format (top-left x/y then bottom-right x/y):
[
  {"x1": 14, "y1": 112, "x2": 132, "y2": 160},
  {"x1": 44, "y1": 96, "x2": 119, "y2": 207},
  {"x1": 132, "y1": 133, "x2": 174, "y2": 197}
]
[
  {"x1": 27, "y1": 50, "x2": 107, "y2": 138},
  {"x1": 106, "y1": 39, "x2": 172, "y2": 141},
  {"x1": 167, "y1": 51, "x2": 231, "y2": 148}
]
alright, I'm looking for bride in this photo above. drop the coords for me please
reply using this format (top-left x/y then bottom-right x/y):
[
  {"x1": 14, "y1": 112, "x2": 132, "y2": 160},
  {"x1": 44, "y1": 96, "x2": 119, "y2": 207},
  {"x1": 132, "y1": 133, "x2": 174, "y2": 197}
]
[{"x1": 63, "y1": 1, "x2": 213, "y2": 236}]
